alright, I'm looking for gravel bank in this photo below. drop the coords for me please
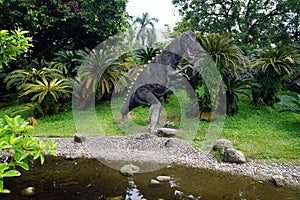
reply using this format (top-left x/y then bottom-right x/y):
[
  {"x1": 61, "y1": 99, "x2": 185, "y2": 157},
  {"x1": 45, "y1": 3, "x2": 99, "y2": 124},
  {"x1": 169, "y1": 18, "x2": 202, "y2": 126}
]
[{"x1": 43, "y1": 133, "x2": 300, "y2": 187}]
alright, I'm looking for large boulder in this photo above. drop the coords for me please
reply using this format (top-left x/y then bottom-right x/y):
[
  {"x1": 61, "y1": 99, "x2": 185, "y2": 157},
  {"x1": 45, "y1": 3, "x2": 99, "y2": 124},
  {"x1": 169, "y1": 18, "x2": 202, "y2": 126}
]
[
  {"x1": 212, "y1": 139, "x2": 246, "y2": 164},
  {"x1": 156, "y1": 128, "x2": 179, "y2": 137},
  {"x1": 212, "y1": 139, "x2": 234, "y2": 151},
  {"x1": 222, "y1": 148, "x2": 246, "y2": 164}
]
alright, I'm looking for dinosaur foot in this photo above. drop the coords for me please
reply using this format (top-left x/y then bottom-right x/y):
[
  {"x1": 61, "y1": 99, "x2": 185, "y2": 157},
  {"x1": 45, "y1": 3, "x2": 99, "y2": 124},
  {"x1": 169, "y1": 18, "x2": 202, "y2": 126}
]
[{"x1": 155, "y1": 128, "x2": 179, "y2": 137}]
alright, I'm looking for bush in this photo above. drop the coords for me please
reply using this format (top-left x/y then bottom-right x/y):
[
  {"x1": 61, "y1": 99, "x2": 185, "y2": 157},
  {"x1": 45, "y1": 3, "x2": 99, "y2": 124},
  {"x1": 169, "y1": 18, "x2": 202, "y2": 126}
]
[{"x1": 0, "y1": 115, "x2": 56, "y2": 193}]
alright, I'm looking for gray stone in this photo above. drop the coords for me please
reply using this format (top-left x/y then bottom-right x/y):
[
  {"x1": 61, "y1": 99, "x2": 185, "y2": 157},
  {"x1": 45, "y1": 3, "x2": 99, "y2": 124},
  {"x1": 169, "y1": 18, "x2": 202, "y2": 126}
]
[
  {"x1": 156, "y1": 128, "x2": 179, "y2": 137},
  {"x1": 150, "y1": 179, "x2": 160, "y2": 185},
  {"x1": 74, "y1": 133, "x2": 86, "y2": 143},
  {"x1": 156, "y1": 175, "x2": 171, "y2": 181},
  {"x1": 222, "y1": 148, "x2": 246, "y2": 164},
  {"x1": 271, "y1": 175, "x2": 285, "y2": 187},
  {"x1": 120, "y1": 164, "x2": 140, "y2": 176},
  {"x1": 213, "y1": 139, "x2": 234, "y2": 151},
  {"x1": 21, "y1": 187, "x2": 35, "y2": 196}
]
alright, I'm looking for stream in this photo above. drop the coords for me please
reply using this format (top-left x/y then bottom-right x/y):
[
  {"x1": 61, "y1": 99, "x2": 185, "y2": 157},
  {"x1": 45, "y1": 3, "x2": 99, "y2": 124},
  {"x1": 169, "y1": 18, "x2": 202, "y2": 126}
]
[{"x1": 2, "y1": 156, "x2": 299, "y2": 200}]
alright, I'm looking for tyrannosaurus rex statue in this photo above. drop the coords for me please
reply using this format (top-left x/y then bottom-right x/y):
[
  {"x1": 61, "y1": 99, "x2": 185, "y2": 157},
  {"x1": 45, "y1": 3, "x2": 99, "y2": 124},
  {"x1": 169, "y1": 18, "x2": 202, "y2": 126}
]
[{"x1": 120, "y1": 31, "x2": 203, "y2": 135}]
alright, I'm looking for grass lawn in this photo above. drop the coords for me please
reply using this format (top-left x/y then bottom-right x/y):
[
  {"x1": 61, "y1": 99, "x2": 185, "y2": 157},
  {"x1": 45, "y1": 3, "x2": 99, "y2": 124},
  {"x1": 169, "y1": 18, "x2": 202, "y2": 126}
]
[{"x1": 0, "y1": 94, "x2": 299, "y2": 161}]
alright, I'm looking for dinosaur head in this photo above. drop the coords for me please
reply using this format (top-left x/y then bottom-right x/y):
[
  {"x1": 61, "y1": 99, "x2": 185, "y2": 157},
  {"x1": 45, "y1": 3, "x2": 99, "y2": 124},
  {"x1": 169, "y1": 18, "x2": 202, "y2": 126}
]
[{"x1": 180, "y1": 31, "x2": 201, "y2": 59}]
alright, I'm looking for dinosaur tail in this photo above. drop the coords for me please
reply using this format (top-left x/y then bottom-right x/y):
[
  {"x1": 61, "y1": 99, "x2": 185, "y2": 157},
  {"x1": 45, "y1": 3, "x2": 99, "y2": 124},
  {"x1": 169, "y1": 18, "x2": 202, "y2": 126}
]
[{"x1": 121, "y1": 100, "x2": 129, "y2": 115}]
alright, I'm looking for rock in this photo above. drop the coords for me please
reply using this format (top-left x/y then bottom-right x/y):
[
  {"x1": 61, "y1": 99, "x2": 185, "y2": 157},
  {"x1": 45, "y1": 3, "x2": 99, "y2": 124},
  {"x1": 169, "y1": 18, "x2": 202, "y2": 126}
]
[
  {"x1": 200, "y1": 111, "x2": 218, "y2": 121},
  {"x1": 222, "y1": 148, "x2": 246, "y2": 164},
  {"x1": 213, "y1": 139, "x2": 234, "y2": 151},
  {"x1": 271, "y1": 175, "x2": 285, "y2": 187},
  {"x1": 120, "y1": 164, "x2": 140, "y2": 176},
  {"x1": 156, "y1": 176, "x2": 171, "y2": 181},
  {"x1": 74, "y1": 133, "x2": 86, "y2": 143},
  {"x1": 21, "y1": 187, "x2": 35, "y2": 196},
  {"x1": 156, "y1": 128, "x2": 179, "y2": 137},
  {"x1": 164, "y1": 139, "x2": 172, "y2": 147},
  {"x1": 150, "y1": 179, "x2": 160, "y2": 185}
]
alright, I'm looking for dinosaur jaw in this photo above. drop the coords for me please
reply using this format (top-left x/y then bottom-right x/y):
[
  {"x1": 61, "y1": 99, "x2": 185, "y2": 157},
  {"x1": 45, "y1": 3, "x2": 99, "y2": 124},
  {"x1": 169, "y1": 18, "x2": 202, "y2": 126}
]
[{"x1": 185, "y1": 47, "x2": 195, "y2": 59}]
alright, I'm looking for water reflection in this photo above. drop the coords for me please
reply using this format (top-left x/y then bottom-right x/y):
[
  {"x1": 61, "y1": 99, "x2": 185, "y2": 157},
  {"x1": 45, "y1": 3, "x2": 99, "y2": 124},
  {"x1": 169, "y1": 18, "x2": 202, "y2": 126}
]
[{"x1": 125, "y1": 180, "x2": 146, "y2": 200}]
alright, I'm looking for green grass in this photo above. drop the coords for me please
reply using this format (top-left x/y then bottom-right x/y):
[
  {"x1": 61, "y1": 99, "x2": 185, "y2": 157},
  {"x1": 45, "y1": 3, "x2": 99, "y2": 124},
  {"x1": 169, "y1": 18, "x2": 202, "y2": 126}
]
[{"x1": 0, "y1": 94, "x2": 299, "y2": 161}]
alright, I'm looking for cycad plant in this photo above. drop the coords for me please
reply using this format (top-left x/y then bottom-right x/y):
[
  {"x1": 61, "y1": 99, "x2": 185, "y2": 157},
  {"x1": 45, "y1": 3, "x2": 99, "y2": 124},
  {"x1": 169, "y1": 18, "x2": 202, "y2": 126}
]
[
  {"x1": 197, "y1": 33, "x2": 249, "y2": 77},
  {"x1": 4, "y1": 67, "x2": 64, "y2": 88},
  {"x1": 18, "y1": 78, "x2": 72, "y2": 115},
  {"x1": 277, "y1": 94, "x2": 300, "y2": 114},
  {"x1": 224, "y1": 75, "x2": 252, "y2": 115},
  {"x1": 196, "y1": 33, "x2": 249, "y2": 115},
  {"x1": 4, "y1": 64, "x2": 71, "y2": 115},
  {"x1": 251, "y1": 45, "x2": 299, "y2": 106},
  {"x1": 134, "y1": 46, "x2": 161, "y2": 64},
  {"x1": 53, "y1": 50, "x2": 83, "y2": 77},
  {"x1": 75, "y1": 48, "x2": 128, "y2": 101}
]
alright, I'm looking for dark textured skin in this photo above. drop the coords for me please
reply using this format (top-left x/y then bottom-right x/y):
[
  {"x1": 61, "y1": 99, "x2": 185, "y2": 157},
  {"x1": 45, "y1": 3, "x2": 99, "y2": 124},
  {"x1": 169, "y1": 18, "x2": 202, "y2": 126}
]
[{"x1": 121, "y1": 31, "x2": 202, "y2": 133}]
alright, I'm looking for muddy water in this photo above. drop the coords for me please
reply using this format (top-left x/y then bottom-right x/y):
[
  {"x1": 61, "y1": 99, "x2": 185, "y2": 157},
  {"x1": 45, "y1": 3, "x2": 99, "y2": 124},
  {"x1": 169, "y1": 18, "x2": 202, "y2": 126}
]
[{"x1": 2, "y1": 157, "x2": 299, "y2": 200}]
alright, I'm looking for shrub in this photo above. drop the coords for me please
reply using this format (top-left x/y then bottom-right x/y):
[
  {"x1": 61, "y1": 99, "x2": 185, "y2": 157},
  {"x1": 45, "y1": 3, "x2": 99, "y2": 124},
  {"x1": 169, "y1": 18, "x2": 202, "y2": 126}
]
[{"x1": 0, "y1": 115, "x2": 56, "y2": 193}]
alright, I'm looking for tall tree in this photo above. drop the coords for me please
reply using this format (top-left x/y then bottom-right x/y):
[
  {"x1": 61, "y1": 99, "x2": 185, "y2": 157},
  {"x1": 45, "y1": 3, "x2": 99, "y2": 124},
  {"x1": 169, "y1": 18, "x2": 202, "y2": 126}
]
[
  {"x1": 0, "y1": 0, "x2": 128, "y2": 63},
  {"x1": 132, "y1": 12, "x2": 158, "y2": 47},
  {"x1": 172, "y1": 0, "x2": 299, "y2": 49}
]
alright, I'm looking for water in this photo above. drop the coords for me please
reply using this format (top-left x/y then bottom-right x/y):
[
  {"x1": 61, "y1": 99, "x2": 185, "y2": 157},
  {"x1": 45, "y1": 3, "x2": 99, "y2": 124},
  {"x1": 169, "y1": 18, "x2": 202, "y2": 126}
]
[{"x1": 2, "y1": 157, "x2": 299, "y2": 200}]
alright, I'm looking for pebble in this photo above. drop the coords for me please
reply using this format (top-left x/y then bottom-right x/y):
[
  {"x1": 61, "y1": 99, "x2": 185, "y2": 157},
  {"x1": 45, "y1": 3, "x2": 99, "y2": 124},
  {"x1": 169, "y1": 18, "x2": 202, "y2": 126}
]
[
  {"x1": 21, "y1": 187, "x2": 35, "y2": 196},
  {"x1": 120, "y1": 164, "x2": 140, "y2": 176},
  {"x1": 271, "y1": 175, "x2": 286, "y2": 187},
  {"x1": 156, "y1": 176, "x2": 171, "y2": 181},
  {"x1": 150, "y1": 179, "x2": 160, "y2": 185}
]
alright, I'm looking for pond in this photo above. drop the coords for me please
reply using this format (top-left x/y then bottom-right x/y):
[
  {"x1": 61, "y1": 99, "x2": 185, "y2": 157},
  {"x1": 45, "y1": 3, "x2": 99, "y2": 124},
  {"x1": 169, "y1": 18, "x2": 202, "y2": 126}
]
[{"x1": 3, "y1": 156, "x2": 300, "y2": 200}]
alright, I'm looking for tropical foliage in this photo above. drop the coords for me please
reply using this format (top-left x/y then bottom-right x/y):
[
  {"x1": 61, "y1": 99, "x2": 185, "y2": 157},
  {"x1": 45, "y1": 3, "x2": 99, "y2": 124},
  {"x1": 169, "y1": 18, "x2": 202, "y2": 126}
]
[
  {"x1": 251, "y1": 45, "x2": 300, "y2": 106},
  {"x1": 173, "y1": 0, "x2": 299, "y2": 48},
  {"x1": 18, "y1": 78, "x2": 72, "y2": 115},
  {"x1": 196, "y1": 33, "x2": 249, "y2": 114},
  {"x1": 0, "y1": 0, "x2": 128, "y2": 61},
  {"x1": 277, "y1": 94, "x2": 300, "y2": 114},
  {"x1": 0, "y1": 115, "x2": 56, "y2": 193},
  {"x1": 5, "y1": 67, "x2": 64, "y2": 88},
  {"x1": 75, "y1": 48, "x2": 129, "y2": 101},
  {"x1": 0, "y1": 29, "x2": 32, "y2": 69},
  {"x1": 134, "y1": 46, "x2": 161, "y2": 64}
]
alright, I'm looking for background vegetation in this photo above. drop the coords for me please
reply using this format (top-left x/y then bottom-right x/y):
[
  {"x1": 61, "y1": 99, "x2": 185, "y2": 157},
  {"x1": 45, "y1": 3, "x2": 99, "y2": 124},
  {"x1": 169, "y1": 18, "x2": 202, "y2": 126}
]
[{"x1": 0, "y1": 0, "x2": 299, "y2": 163}]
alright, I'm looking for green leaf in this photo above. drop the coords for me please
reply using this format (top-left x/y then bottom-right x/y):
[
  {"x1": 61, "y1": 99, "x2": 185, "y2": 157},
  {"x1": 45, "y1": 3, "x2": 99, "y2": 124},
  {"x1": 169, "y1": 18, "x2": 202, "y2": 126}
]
[
  {"x1": 40, "y1": 153, "x2": 45, "y2": 165},
  {"x1": 17, "y1": 162, "x2": 29, "y2": 170},
  {"x1": 3, "y1": 169, "x2": 21, "y2": 177},
  {"x1": 0, "y1": 188, "x2": 11, "y2": 194}
]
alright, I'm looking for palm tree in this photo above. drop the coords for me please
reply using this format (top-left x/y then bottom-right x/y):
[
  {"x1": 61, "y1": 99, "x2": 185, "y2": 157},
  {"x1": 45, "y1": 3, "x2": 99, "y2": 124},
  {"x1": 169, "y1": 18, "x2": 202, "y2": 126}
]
[
  {"x1": 251, "y1": 45, "x2": 299, "y2": 106},
  {"x1": 133, "y1": 12, "x2": 158, "y2": 47}
]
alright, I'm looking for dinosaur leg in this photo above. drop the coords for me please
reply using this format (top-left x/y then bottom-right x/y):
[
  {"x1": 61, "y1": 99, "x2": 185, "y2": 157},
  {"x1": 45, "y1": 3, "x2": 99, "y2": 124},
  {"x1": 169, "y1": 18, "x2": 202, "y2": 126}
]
[
  {"x1": 149, "y1": 102, "x2": 162, "y2": 133},
  {"x1": 133, "y1": 87, "x2": 163, "y2": 133}
]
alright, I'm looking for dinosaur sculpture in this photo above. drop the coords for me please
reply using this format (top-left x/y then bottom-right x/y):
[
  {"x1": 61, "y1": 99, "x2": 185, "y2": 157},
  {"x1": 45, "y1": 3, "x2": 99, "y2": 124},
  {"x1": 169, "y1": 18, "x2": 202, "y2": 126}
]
[{"x1": 120, "y1": 31, "x2": 203, "y2": 135}]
